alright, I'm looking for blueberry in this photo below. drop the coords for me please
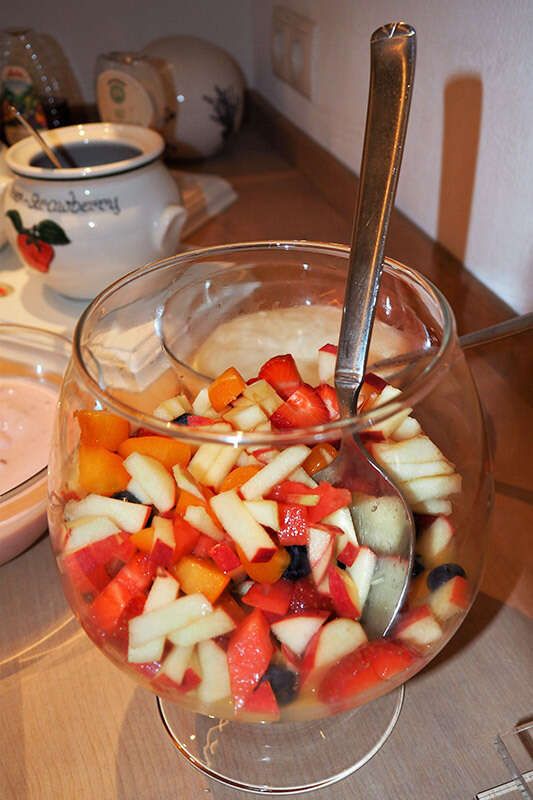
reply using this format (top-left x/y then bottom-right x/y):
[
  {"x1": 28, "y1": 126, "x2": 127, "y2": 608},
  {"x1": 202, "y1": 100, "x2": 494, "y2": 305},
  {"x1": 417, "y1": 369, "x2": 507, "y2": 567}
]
[
  {"x1": 112, "y1": 490, "x2": 142, "y2": 504},
  {"x1": 173, "y1": 413, "x2": 192, "y2": 425},
  {"x1": 283, "y1": 546, "x2": 311, "y2": 581},
  {"x1": 336, "y1": 560, "x2": 347, "y2": 571},
  {"x1": 427, "y1": 563, "x2": 466, "y2": 592},
  {"x1": 412, "y1": 554, "x2": 425, "y2": 578},
  {"x1": 263, "y1": 664, "x2": 299, "y2": 706}
]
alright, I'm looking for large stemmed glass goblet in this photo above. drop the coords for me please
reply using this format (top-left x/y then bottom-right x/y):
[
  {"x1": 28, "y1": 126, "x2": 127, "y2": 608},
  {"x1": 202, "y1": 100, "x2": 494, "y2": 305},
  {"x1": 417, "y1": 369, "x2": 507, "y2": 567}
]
[{"x1": 47, "y1": 242, "x2": 492, "y2": 793}]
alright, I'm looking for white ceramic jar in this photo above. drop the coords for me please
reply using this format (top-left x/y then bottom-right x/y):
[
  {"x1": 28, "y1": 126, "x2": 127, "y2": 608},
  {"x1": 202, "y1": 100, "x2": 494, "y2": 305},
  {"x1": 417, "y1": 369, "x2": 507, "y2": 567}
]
[{"x1": 0, "y1": 122, "x2": 186, "y2": 299}]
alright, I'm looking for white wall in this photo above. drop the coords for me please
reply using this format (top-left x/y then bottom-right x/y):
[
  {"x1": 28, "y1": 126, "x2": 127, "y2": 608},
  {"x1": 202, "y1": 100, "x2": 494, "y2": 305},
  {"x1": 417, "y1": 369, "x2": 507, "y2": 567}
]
[
  {"x1": 6, "y1": 1, "x2": 532, "y2": 312},
  {"x1": 252, "y1": 0, "x2": 533, "y2": 314},
  {"x1": 7, "y1": 0, "x2": 255, "y2": 100}
]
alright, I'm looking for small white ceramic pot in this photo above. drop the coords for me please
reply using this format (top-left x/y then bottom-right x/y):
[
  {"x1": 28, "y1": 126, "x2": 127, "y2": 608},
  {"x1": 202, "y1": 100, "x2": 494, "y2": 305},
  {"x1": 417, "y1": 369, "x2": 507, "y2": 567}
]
[{"x1": 0, "y1": 123, "x2": 186, "y2": 299}]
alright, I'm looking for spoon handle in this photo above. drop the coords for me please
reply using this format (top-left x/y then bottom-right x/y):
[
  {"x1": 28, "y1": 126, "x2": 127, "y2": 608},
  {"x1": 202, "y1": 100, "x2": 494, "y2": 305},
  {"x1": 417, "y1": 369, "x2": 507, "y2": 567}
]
[
  {"x1": 9, "y1": 104, "x2": 62, "y2": 169},
  {"x1": 335, "y1": 22, "x2": 416, "y2": 415}
]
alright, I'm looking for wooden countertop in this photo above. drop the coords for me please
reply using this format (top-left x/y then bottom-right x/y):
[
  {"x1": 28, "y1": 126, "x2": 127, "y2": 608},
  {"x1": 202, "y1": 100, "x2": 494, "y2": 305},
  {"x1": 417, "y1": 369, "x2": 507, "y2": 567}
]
[{"x1": 1, "y1": 99, "x2": 532, "y2": 799}]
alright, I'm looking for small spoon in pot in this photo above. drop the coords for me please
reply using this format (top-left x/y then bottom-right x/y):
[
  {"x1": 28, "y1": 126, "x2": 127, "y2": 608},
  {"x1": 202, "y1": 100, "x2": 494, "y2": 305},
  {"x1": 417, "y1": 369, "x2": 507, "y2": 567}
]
[
  {"x1": 8, "y1": 103, "x2": 62, "y2": 169},
  {"x1": 314, "y1": 22, "x2": 417, "y2": 639}
]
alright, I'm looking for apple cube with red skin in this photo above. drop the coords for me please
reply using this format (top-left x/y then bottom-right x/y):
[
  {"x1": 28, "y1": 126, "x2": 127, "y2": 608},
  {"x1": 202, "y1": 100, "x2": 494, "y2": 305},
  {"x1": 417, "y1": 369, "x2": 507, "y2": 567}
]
[
  {"x1": 318, "y1": 344, "x2": 337, "y2": 386},
  {"x1": 271, "y1": 612, "x2": 329, "y2": 657},
  {"x1": 89, "y1": 552, "x2": 155, "y2": 633},
  {"x1": 149, "y1": 517, "x2": 175, "y2": 568},
  {"x1": 243, "y1": 499, "x2": 280, "y2": 531},
  {"x1": 227, "y1": 608, "x2": 274, "y2": 709},
  {"x1": 160, "y1": 643, "x2": 194, "y2": 685},
  {"x1": 65, "y1": 515, "x2": 120, "y2": 553},
  {"x1": 209, "y1": 490, "x2": 277, "y2": 563},
  {"x1": 239, "y1": 446, "x2": 311, "y2": 501},
  {"x1": 169, "y1": 607, "x2": 236, "y2": 647},
  {"x1": 301, "y1": 618, "x2": 367, "y2": 679},
  {"x1": 345, "y1": 546, "x2": 377, "y2": 613},
  {"x1": 209, "y1": 541, "x2": 242, "y2": 574},
  {"x1": 428, "y1": 575, "x2": 470, "y2": 621},
  {"x1": 416, "y1": 515, "x2": 455, "y2": 568},
  {"x1": 394, "y1": 605, "x2": 443, "y2": 649},
  {"x1": 328, "y1": 565, "x2": 361, "y2": 619},
  {"x1": 308, "y1": 525, "x2": 335, "y2": 587},
  {"x1": 127, "y1": 570, "x2": 179, "y2": 663}
]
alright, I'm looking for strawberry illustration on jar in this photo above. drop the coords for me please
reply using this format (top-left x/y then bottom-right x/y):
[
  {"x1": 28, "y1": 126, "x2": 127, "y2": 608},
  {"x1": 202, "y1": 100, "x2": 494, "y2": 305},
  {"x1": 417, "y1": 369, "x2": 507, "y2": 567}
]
[{"x1": 5, "y1": 209, "x2": 70, "y2": 272}]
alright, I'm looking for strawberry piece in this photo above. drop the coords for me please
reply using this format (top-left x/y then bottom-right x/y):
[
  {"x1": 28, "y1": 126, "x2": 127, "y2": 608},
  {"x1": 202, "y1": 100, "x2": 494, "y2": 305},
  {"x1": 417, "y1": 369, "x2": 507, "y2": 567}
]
[
  {"x1": 270, "y1": 384, "x2": 329, "y2": 429},
  {"x1": 269, "y1": 481, "x2": 351, "y2": 524},
  {"x1": 258, "y1": 354, "x2": 302, "y2": 400},
  {"x1": 288, "y1": 577, "x2": 333, "y2": 615},
  {"x1": 242, "y1": 579, "x2": 293, "y2": 616},
  {"x1": 319, "y1": 647, "x2": 382, "y2": 705},
  {"x1": 243, "y1": 680, "x2": 280, "y2": 718},
  {"x1": 316, "y1": 384, "x2": 340, "y2": 420},
  {"x1": 227, "y1": 608, "x2": 274, "y2": 709},
  {"x1": 307, "y1": 483, "x2": 352, "y2": 524},
  {"x1": 191, "y1": 533, "x2": 217, "y2": 560},
  {"x1": 277, "y1": 503, "x2": 308, "y2": 545}
]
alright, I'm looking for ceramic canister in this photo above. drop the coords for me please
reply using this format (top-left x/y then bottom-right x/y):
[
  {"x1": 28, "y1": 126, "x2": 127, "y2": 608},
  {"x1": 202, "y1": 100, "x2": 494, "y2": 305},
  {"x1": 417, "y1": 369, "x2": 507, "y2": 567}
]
[{"x1": 0, "y1": 123, "x2": 186, "y2": 299}]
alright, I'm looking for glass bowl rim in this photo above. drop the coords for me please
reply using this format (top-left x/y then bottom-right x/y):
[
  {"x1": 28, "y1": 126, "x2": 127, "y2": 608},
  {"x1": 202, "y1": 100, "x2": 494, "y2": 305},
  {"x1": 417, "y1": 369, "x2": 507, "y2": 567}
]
[
  {"x1": 0, "y1": 323, "x2": 71, "y2": 504},
  {"x1": 72, "y1": 240, "x2": 456, "y2": 447}
]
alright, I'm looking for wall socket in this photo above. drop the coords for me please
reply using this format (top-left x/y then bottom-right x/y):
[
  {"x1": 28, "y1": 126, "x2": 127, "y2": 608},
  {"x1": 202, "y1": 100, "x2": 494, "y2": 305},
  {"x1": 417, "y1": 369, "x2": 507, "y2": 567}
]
[{"x1": 271, "y1": 6, "x2": 316, "y2": 99}]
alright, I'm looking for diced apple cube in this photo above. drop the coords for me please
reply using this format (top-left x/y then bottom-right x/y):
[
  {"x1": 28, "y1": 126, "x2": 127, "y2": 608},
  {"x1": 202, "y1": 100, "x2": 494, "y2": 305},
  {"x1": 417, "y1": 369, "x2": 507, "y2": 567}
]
[
  {"x1": 400, "y1": 473, "x2": 462, "y2": 506},
  {"x1": 288, "y1": 467, "x2": 318, "y2": 488},
  {"x1": 64, "y1": 494, "x2": 151, "y2": 533},
  {"x1": 302, "y1": 618, "x2": 367, "y2": 673},
  {"x1": 209, "y1": 490, "x2": 276, "y2": 563},
  {"x1": 123, "y1": 451, "x2": 176, "y2": 513},
  {"x1": 153, "y1": 394, "x2": 192, "y2": 421},
  {"x1": 324, "y1": 507, "x2": 358, "y2": 553},
  {"x1": 150, "y1": 516, "x2": 175, "y2": 568},
  {"x1": 417, "y1": 515, "x2": 455, "y2": 568},
  {"x1": 308, "y1": 525, "x2": 335, "y2": 587},
  {"x1": 318, "y1": 344, "x2": 337, "y2": 386},
  {"x1": 197, "y1": 639, "x2": 231, "y2": 703},
  {"x1": 243, "y1": 379, "x2": 284, "y2": 416},
  {"x1": 243, "y1": 499, "x2": 280, "y2": 531},
  {"x1": 412, "y1": 498, "x2": 453, "y2": 516},
  {"x1": 240, "y1": 445, "x2": 311, "y2": 500},
  {"x1": 192, "y1": 387, "x2": 220, "y2": 418},
  {"x1": 223, "y1": 403, "x2": 268, "y2": 431},
  {"x1": 428, "y1": 576, "x2": 470, "y2": 621},
  {"x1": 369, "y1": 435, "x2": 447, "y2": 465},
  {"x1": 127, "y1": 571, "x2": 179, "y2": 663},
  {"x1": 183, "y1": 505, "x2": 224, "y2": 541},
  {"x1": 271, "y1": 614, "x2": 328, "y2": 657},
  {"x1": 236, "y1": 451, "x2": 262, "y2": 467},
  {"x1": 365, "y1": 385, "x2": 412, "y2": 438},
  {"x1": 127, "y1": 478, "x2": 152, "y2": 504},
  {"x1": 65, "y1": 515, "x2": 120, "y2": 553},
  {"x1": 391, "y1": 416, "x2": 422, "y2": 441},
  {"x1": 345, "y1": 545, "x2": 377, "y2": 612},
  {"x1": 160, "y1": 644, "x2": 194, "y2": 684},
  {"x1": 168, "y1": 607, "x2": 236, "y2": 646},
  {"x1": 172, "y1": 465, "x2": 204, "y2": 499},
  {"x1": 394, "y1": 605, "x2": 443, "y2": 648},
  {"x1": 128, "y1": 593, "x2": 212, "y2": 648}
]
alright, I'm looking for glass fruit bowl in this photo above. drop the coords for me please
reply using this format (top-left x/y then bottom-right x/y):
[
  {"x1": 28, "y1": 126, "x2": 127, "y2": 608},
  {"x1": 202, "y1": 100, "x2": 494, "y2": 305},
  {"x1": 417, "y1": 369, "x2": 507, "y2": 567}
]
[{"x1": 47, "y1": 241, "x2": 492, "y2": 791}]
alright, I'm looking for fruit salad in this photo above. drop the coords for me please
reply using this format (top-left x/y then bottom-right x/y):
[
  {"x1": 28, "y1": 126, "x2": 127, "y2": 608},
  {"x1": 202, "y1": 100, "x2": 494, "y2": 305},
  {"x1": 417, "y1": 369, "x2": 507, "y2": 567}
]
[{"x1": 55, "y1": 345, "x2": 470, "y2": 721}]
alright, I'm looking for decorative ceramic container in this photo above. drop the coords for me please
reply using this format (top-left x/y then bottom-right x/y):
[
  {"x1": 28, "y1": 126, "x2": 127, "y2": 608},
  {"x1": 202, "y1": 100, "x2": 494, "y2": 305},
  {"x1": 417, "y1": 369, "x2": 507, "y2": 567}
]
[
  {"x1": 0, "y1": 122, "x2": 186, "y2": 299},
  {"x1": 96, "y1": 37, "x2": 245, "y2": 159}
]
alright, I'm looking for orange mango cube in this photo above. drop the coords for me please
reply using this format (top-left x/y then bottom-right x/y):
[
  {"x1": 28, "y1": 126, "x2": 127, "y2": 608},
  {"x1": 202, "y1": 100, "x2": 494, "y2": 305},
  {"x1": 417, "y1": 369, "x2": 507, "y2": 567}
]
[
  {"x1": 118, "y1": 436, "x2": 191, "y2": 471},
  {"x1": 76, "y1": 410, "x2": 130, "y2": 451},
  {"x1": 208, "y1": 367, "x2": 246, "y2": 412},
  {"x1": 78, "y1": 444, "x2": 130, "y2": 496},
  {"x1": 236, "y1": 545, "x2": 290, "y2": 584},
  {"x1": 219, "y1": 465, "x2": 262, "y2": 493},
  {"x1": 173, "y1": 555, "x2": 230, "y2": 603}
]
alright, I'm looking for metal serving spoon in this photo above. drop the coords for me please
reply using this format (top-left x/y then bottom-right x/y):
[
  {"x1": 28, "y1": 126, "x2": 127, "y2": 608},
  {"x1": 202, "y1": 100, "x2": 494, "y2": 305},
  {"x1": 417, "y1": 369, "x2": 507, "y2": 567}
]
[{"x1": 314, "y1": 22, "x2": 417, "y2": 639}]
